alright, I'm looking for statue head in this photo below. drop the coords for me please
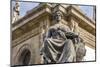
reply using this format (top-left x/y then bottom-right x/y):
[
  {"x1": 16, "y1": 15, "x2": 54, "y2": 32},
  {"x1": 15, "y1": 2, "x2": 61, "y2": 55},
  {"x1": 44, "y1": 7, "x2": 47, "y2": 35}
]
[{"x1": 53, "y1": 11, "x2": 63, "y2": 23}]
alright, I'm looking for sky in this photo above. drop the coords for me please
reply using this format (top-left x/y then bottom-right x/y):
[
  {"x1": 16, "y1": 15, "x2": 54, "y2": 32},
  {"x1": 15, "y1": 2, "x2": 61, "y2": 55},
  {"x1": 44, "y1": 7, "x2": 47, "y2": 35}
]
[
  {"x1": 12, "y1": 1, "x2": 94, "y2": 20},
  {"x1": 79, "y1": 5, "x2": 94, "y2": 19},
  {"x1": 12, "y1": 1, "x2": 39, "y2": 17}
]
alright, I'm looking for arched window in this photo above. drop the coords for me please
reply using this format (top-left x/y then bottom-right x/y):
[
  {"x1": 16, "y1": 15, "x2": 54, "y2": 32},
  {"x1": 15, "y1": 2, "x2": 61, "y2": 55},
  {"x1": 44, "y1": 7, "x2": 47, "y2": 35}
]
[{"x1": 19, "y1": 49, "x2": 31, "y2": 65}]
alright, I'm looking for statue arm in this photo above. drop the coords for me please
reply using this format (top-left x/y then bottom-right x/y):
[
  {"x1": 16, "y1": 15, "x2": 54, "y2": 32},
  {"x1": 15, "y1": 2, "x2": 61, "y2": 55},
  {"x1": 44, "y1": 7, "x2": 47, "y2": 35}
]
[
  {"x1": 64, "y1": 27, "x2": 78, "y2": 39},
  {"x1": 65, "y1": 32, "x2": 79, "y2": 39}
]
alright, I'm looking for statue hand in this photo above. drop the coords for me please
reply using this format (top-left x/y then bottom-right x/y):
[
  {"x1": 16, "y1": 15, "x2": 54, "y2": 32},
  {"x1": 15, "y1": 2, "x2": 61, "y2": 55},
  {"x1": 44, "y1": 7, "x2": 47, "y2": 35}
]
[{"x1": 66, "y1": 32, "x2": 78, "y2": 39}]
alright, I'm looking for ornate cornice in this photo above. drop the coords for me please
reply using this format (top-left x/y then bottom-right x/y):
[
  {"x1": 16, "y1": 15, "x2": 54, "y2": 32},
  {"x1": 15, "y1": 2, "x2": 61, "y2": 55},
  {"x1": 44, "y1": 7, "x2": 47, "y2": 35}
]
[
  {"x1": 66, "y1": 5, "x2": 95, "y2": 35},
  {"x1": 12, "y1": 28, "x2": 39, "y2": 48},
  {"x1": 12, "y1": 3, "x2": 52, "y2": 30}
]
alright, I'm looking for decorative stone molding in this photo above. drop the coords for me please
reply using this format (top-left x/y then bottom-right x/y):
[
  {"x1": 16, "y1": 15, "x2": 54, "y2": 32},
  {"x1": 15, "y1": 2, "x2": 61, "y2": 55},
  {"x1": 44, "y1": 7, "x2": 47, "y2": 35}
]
[
  {"x1": 12, "y1": 28, "x2": 39, "y2": 47},
  {"x1": 66, "y1": 5, "x2": 95, "y2": 35}
]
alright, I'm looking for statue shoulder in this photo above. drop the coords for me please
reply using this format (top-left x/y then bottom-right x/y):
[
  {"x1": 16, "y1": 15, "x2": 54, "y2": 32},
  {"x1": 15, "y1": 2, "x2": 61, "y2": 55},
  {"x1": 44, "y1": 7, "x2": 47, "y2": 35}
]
[
  {"x1": 49, "y1": 24, "x2": 58, "y2": 30},
  {"x1": 60, "y1": 24, "x2": 70, "y2": 29}
]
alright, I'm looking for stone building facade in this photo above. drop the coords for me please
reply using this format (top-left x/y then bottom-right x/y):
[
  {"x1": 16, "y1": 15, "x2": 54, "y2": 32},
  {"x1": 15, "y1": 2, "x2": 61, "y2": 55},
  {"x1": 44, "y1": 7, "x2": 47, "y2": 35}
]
[{"x1": 11, "y1": 3, "x2": 96, "y2": 66}]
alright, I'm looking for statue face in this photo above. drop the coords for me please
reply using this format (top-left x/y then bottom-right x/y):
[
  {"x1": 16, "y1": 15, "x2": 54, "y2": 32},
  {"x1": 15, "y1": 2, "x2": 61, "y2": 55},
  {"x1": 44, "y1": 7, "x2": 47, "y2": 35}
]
[{"x1": 55, "y1": 12, "x2": 62, "y2": 22}]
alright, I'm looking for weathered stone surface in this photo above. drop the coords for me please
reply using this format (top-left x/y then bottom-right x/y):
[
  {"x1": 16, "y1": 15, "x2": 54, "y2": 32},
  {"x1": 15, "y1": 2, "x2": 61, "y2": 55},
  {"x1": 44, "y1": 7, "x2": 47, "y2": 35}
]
[{"x1": 11, "y1": 3, "x2": 96, "y2": 66}]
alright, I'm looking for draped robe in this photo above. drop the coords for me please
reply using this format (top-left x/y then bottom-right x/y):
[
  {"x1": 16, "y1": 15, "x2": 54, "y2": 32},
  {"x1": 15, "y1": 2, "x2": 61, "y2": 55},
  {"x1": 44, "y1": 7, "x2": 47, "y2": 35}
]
[{"x1": 40, "y1": 23, "x2": 76, "y2": 63}]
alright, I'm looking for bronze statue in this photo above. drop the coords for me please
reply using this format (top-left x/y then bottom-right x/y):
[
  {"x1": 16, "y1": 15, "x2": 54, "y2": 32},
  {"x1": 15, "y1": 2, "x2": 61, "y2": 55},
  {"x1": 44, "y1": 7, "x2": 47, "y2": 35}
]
[{"x1": 40, "y1": 11, "x2": 86, "y2": 64}]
